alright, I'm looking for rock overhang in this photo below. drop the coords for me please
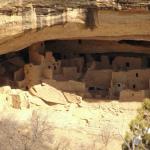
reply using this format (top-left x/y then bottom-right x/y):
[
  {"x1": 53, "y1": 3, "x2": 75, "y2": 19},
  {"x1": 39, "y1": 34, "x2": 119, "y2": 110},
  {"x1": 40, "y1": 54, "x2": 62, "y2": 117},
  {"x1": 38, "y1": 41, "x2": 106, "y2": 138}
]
[{"x1": 0, "y1": 0, "x2": 150, "y2": 54}]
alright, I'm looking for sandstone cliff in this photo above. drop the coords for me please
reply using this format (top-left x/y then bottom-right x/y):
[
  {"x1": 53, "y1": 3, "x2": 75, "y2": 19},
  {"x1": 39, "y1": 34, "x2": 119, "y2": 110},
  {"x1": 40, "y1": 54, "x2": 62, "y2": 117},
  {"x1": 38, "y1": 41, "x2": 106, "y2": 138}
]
[{"x1": 0, "y1": 0, "x2": 150, "y2": 54}]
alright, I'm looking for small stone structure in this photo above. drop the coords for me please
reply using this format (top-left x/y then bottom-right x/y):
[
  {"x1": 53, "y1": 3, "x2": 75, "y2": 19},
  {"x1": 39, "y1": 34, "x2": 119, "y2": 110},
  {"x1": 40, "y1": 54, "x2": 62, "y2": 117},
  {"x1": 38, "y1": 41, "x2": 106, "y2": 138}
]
[
  {"x1": 18, "y1": 42, "x2": 150, "y2": 100},
  {"x1": 112, "y1": 56, "x2": 142, "y2": 71},
  {"x1": 0, "y1": 42, "x2": 149, "y2": 104},
  {"x1": 120, "y1": 90, "x2": 150, "y2": 101}
]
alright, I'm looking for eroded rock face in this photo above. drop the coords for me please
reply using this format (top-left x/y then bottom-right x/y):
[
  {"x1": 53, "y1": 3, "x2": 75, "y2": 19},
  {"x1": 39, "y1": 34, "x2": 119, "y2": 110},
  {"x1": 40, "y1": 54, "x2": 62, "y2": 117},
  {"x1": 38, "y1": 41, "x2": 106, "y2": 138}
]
[
  {"x1": 0, "y1": 0, "x2": 150, "y2": 55},
  {"x1": 0, "y1": 5, "x2": 86, "y2": 37},
  {"x1": 0, "y1": 1, "x2": 90, "y2": 54}
]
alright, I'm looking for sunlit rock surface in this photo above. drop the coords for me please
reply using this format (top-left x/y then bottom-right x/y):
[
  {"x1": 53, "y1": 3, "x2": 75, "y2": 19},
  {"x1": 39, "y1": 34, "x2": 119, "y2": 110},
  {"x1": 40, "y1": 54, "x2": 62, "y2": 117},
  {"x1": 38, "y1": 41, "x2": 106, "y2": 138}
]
[{"x1": 0, "y1": 0, "x2": 150, "y2": 54}]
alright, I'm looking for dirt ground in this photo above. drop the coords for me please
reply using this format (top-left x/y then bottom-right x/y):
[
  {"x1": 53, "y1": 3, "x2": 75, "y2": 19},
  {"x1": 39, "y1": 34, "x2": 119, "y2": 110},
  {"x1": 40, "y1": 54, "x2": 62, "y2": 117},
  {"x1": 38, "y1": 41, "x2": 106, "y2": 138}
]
[
  {"x1": 44, "y1": 99, "x2": 142, "y2": 150},
  {"x1": 0, "y1": 98, "x2": 142, "y2": 150}
]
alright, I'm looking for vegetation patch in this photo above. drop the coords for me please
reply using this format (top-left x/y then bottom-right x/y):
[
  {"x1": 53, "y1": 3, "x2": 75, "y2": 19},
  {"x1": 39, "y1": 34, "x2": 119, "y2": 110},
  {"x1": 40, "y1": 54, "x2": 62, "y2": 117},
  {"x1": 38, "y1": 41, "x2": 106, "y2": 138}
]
[{"x1": 123, "y1": 99, "x2": 150, "y2": 149}]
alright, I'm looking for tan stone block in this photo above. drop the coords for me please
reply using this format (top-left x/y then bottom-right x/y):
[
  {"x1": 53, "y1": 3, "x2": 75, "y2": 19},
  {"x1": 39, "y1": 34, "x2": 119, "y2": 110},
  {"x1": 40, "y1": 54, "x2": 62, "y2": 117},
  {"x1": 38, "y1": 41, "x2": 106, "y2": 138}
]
[
  {"x1": 24, "y1": 64, "x2": 42, "y2": 87},
  {"x1": 112, "y1": 56, "x2": 142, "y2": 71},
  {"x1": 119, "y1": 89, "x2": 150, "y2": 101},
  {"x1": 19, "y1": 93, "x2": 30, "y2": 109},
  {"x1": 29, "y1": 45, "x2": 45, "y2": 65},
  {"x1": 42, "y1": 63, "x2": 53, "y2": 79},
  {"x1": 43, "y1": 69, "x2": 53, "y2": 79},
  {"x1": 84, "y1": 69, "x2": 112, "y2": 88},
  {"x1": 63, "y1": 67, "x2": 78, "y2": 80},
  {"x1": 45, "y1": 51, "x2": 55, "y2": 62},
  {"x1": 17, "y1": 79, "x2": 27, "y2": 90},
  {"x1": 29, "y1": 83, "x2": 67, "y2": 105},
  {"x1": 29, "y1": 95, "x2": 50, "y2": 107},
  {"x1": 112, "y1": 69, "x2": 150, "y2": 92},
  {"x1": 63, "y1": 92, "x2": 82, "y2": 104},
  {"x1": 8, "y1": 95, "x2": 21, "y2": 109},
  {"x1": 14, "y1": 68, "x2": 24, "y2": 81}
]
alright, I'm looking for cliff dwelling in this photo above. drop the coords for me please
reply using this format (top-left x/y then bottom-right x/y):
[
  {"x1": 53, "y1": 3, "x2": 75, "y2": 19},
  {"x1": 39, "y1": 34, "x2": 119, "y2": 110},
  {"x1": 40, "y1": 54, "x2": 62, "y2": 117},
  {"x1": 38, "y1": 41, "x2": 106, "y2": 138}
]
[
  {"x1": 1, "y1": 39, "x2": 150, "y2": 106},
  {"x1": 1, "y1": 1, "x2": 150, "y2": 149}
]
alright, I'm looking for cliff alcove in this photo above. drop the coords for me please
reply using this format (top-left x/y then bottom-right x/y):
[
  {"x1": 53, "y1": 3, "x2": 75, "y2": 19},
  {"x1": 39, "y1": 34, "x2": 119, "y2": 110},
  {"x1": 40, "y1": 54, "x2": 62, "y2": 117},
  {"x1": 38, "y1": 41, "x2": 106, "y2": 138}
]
[{"x1": 0, "y1": 1, "x2": 150, "y2": 149}]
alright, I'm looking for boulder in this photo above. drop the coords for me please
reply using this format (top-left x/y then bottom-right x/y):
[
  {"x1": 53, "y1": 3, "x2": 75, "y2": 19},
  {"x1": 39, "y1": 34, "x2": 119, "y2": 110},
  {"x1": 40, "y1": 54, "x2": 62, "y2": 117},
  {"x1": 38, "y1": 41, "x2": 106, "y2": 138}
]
[
  {"x1": 29, "y1": 83, "x2": 67, "y2": 105},
  {"x1": 63, "y1": 92, "x2": 82, "y2": 104}
]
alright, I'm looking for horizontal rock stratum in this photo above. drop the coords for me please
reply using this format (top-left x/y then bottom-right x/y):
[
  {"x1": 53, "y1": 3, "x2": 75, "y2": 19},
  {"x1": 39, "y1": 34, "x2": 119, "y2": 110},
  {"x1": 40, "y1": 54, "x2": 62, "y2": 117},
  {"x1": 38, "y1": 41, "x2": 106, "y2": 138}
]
[{"x1": 0, "y1": 0, "x2": 150, "y2": 54}]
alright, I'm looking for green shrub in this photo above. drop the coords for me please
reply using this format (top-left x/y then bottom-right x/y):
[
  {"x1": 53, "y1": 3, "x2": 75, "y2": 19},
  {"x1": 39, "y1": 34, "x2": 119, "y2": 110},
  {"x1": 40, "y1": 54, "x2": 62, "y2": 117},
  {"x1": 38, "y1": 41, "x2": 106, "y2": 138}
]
[{"x1": 122, "y1": 99, "x2": 150, "y2": 150}]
